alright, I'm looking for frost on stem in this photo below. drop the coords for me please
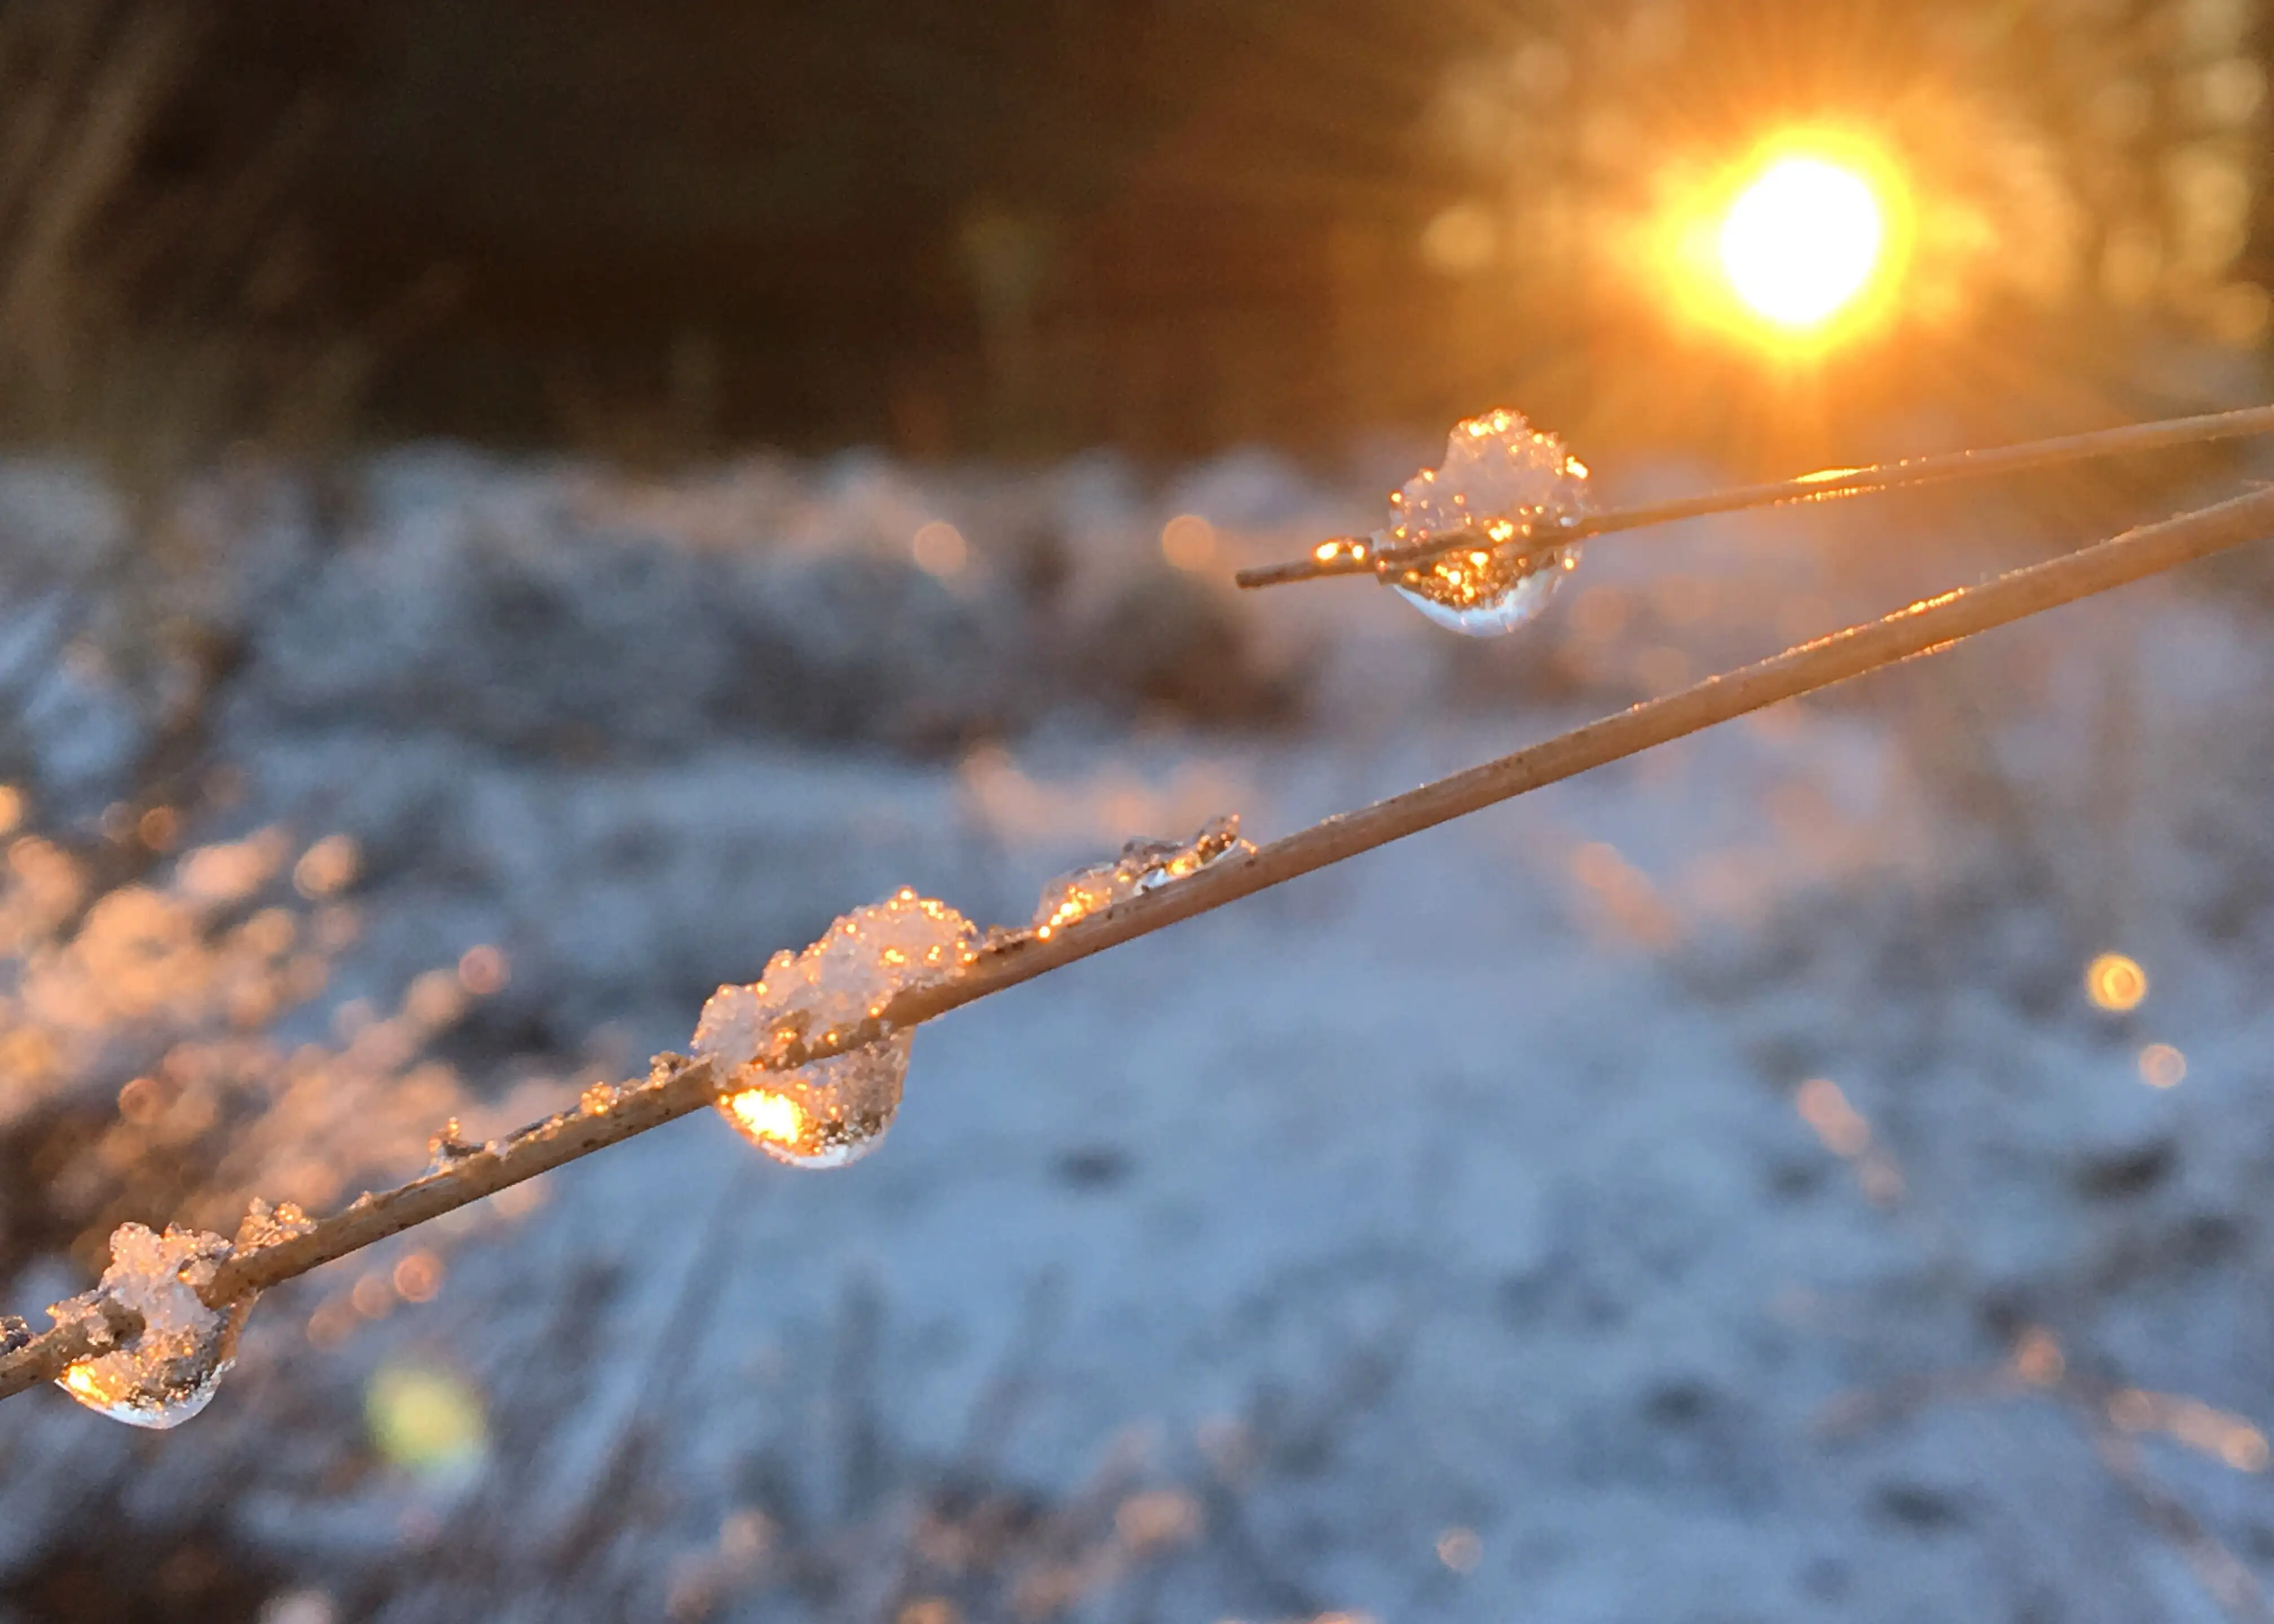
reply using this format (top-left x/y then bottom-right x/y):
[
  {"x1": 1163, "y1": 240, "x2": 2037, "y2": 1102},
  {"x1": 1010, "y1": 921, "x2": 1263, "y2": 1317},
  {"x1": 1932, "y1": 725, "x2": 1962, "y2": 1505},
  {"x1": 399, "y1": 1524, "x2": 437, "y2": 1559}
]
[
  {"x1": 235, "y1": 1195, "x2": 319, "y2": 1251},
  {"x1": 49, "y1": 1224, "x2": 247, "y2": 1428},
  {"x1": 1030, "y1": 815, "x2": 1253, "y2": 937},
  {"x1": 693, "y1": 890, "x2": 977, "y2": 1168},
  {"x1": 1377, "y1": 408, "x2": 1592, "y2": 636},
  {"x1": 424, "y1": 1117, "x2": 484, "y2": 1175}
]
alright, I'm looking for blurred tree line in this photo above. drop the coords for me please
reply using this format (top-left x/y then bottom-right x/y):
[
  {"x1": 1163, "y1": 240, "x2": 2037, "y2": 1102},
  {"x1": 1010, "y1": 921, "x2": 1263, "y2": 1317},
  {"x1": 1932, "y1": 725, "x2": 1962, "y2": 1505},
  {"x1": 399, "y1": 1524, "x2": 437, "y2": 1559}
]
[{"x1": 14, "y1": 0, "x2": 2274, "y2": 460}]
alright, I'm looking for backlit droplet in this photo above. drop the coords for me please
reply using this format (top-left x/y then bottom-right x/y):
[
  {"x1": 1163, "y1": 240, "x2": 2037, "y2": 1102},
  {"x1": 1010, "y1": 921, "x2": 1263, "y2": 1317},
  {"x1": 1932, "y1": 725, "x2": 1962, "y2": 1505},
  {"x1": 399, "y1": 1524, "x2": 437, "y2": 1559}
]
[
  {"x1": 51, "y1": 1223, "x2": 249, "y2": 1428},
  {"x1": 1033, "y1": 815, "x2": 1253, "y2": 934},
  {"x1": 716, "y1": 1034, "x2": 913, "y2": 1168},
  {"x1": 695, "y1": 891, "x2": 976, "y2": 1168},
  {"x1": 1382, "y1": 408, "x2": 1590, "y2": 636}
]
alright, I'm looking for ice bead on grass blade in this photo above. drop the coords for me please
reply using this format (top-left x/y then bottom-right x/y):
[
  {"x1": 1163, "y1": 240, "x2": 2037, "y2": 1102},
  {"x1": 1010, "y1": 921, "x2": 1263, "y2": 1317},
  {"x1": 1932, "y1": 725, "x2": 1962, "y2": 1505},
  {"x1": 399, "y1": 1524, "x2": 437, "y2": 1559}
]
[
  {"x1": 51, "y1": 1223, "x2": 249, "y2": 1429},
  {"x1": 1384, "y1": 408, "x2": 1591, "y2": 636},
  {"x1": 1032, "y1": 815, "x2": 1251, "y2": 936},
  {"x1": 695, "y1": 890, "x2": 976, "y2": 1168}
]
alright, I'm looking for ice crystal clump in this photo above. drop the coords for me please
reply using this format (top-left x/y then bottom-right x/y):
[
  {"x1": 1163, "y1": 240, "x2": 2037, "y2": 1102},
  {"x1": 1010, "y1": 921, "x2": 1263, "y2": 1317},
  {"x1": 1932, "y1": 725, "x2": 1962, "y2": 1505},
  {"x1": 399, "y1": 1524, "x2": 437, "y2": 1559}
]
[
  {"x1": 694, "y1": 889, "x2": 976, "y2": 1168},
  {"x1": 1032, "y1": 815, "x2": 1252, "y2": 935},
  {"x1": 1382, "y1": 408, "x2": 1591, "y2": 636},
  {"x1": 1, "y1": 1314, "x2": 29, "y2": 1355},
  {"x1": 50, "y1": 1223, "x2": 249, "y2": 1429},
  {"x1": 235, "y1": 1197, "x2": 318, "y2": 1252}
]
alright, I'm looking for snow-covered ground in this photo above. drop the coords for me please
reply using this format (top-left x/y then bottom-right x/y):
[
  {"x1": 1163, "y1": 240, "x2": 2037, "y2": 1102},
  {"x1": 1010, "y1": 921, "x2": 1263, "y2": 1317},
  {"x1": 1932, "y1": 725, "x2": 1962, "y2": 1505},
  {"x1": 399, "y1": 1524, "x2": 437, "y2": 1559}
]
[{"x1": 4, "y1": 435, "x2": 2274, "y2": 1623}]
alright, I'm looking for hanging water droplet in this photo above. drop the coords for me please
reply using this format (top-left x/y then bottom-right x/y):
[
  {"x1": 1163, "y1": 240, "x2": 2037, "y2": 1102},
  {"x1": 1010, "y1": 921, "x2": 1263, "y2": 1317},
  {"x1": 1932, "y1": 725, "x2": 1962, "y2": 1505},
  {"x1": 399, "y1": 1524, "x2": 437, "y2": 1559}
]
[
  {"x1": 1033, "y1": 815, "x2": 1253, "y2": 933},
  {"x1": 1382, "y1": 408, "x2": 1591, "y2": 637},
  {"x1": 694, "y1": 891, "x2": 977, "y2": 1168},
  {"x1": 712, "y1": 1031, "x2": 912, "y2": 1168},
  {"x1": 51, "y1": 1223, "x2": 249, "y2": 1429}
]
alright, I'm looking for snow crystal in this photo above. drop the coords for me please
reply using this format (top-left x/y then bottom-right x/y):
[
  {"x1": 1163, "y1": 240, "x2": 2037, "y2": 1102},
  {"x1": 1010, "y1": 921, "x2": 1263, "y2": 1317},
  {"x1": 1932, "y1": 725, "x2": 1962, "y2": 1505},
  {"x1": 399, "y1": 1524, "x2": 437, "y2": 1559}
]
[
  {"x1": 694, "y1": 889, "x2": 976, "y2": 1168},
  {"x1": 50, "y1": 1223, "x2": 248, "y2": 1429},
  {"x1": 1031, "y1": 815, "x2": 1253, "y2": 936},
  {"x1": 1382, "y1": 408, "x2": 1590, "y2": 636}
]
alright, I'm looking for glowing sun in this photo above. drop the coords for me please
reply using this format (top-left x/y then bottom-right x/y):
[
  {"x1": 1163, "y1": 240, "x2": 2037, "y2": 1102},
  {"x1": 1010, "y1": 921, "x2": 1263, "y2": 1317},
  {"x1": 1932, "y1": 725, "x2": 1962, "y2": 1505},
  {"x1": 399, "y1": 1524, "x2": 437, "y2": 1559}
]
[{"x1": 1717, "y1": 155, "x2": 1887, "y2": 329}]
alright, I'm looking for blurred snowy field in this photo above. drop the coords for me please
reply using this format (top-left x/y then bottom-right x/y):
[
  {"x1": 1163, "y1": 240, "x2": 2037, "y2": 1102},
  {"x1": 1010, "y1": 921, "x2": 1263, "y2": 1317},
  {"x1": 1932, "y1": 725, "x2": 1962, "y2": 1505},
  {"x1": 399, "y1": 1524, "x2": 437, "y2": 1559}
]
[{"x1": 4, "y1": 438, "x2": 2274, "y2": 1622}]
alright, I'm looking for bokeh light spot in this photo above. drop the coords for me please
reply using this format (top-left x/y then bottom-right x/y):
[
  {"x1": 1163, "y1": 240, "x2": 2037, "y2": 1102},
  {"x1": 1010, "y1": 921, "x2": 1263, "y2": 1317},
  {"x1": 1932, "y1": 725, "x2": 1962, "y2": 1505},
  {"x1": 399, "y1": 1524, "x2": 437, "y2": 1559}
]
[
  {"x1": 392, "y1": 1250, "x2": 445, "y2": 1303},
  {"x1": 457, "y1": 944, "x2": 508, "y2": 995},
  {"x1": 2086, "y1": 952, "x2": 2148, "y2": 1013},
  {"x1": 911, "y1": 520, "x2": 968, "y2": 577},
  {"x1": 1420, "y1": 202, "x2": 1497, "y2": 275},
  {"x1": 1436, "y1": 1525, "x2": 1482, "y2": 1572},
  {"x1": 2138, "y1": 1042, "x2": 2186, "y2": 1089},
  {"x1": 1160, "y1": 514, "x2": 1216, "y2": 570},
  {"x1": 292, "y1": 833, "x2": 360, "y2": 899},
  {"x1": 366, "y1": 1364, "x2": 487, "y2": 1480}
]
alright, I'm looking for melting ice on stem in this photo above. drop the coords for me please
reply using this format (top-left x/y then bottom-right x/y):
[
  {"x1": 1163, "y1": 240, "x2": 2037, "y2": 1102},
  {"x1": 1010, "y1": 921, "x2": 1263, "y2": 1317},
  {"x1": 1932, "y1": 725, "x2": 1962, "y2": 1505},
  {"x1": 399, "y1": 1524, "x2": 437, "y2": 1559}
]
[
  {"x1": 1031, "y1": 815, "x2": 1253, "y2": 937},
  {"x1": 47, "y1": 1202, "x2": 316, "y2": 1427},
  {"x1": 1377, "y1": 408, "x2": 1592, "y2": 637},
  {"x1": 38, "y1": 1208, "x2": 263, "y2": 1428},
  {"x1": 693, "y1": 889, "x2": 977, "y2": 1168}
]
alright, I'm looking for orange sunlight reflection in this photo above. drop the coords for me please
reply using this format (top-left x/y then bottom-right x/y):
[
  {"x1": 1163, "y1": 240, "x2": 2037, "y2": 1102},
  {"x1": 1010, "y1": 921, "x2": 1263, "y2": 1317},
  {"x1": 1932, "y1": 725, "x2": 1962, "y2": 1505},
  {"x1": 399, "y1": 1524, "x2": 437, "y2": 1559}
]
[{"x1": 725, "y1": 1087, "x2": 807, "y2": 1150}]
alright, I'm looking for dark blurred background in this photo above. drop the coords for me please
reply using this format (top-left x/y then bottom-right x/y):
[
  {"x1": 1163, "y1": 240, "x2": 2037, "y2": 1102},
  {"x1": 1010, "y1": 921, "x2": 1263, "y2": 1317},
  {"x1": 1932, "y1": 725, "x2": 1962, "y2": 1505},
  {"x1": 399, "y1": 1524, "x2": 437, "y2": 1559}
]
[{"x1": 8, "y1": 0, "x2": 2272, "y2": 465}]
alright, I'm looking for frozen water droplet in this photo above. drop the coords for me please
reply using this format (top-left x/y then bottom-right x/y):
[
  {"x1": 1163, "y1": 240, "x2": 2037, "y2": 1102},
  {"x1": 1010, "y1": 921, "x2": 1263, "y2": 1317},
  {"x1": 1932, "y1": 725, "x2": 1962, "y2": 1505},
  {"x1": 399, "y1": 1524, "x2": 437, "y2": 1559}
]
[
  {"x1": 1033, "y1": 815, "x2": 1253, "y2": 933},
  {"x1": 1382, "y1": 408, "x2": 1590, "y2": 637},
  {"x1": 694, "y1": 892, "x2": 977, "y2": 1168},
  {"x1": 52, "y1": 1223, "x2": 249, "y2": 1428},
  {"x1": 715, "y1": 1032, "x2": 911, "y2": 1168},
  {"x1": 1392, "y1": 559, "x2": 1576, "y2": 636}
]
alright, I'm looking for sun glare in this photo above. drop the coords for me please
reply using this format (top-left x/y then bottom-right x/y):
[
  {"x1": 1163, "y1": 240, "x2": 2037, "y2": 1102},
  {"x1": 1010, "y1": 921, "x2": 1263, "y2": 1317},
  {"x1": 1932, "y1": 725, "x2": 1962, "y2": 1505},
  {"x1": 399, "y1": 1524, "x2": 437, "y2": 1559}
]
[{"x1": 1718, "y1": 155, "x2": 1886, "y2": 329}]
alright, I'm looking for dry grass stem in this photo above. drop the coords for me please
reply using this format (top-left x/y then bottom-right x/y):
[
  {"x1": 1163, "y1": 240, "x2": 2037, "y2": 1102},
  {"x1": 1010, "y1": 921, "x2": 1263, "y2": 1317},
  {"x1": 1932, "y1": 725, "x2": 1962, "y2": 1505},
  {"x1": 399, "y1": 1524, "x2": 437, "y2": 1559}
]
[{"x1": 6, "y1": 482, "x2": 2274, "y2": 1404}]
